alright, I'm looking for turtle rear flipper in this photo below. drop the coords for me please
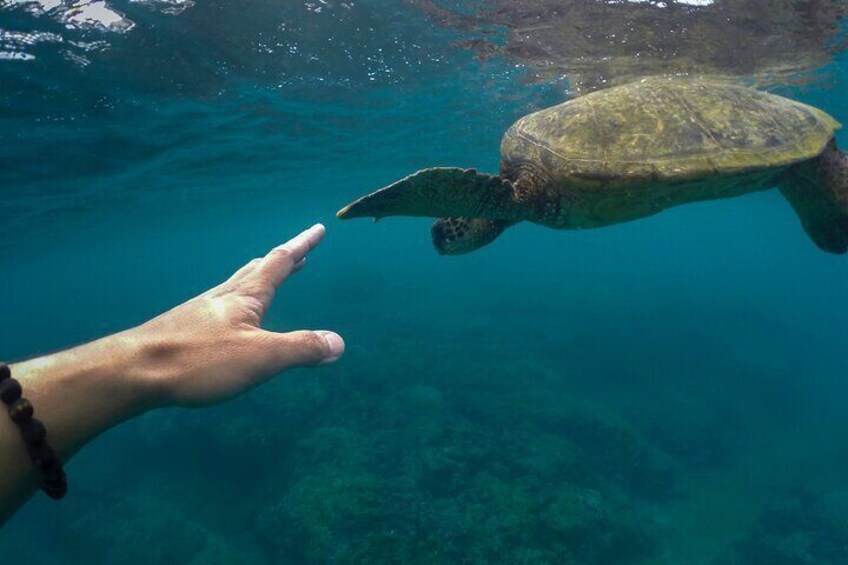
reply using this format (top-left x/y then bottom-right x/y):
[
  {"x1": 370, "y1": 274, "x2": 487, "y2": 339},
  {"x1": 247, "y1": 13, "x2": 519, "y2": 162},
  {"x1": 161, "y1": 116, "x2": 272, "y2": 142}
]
[
  {"x1": 431, "y1": 217, "x2": 512, "y2": 255},
  {"x1": 780, "y1": 141, "x2": 848, "y2": 254},
  {"x1": 337, "y1": 167, "x2": 522, "y2": 221}
]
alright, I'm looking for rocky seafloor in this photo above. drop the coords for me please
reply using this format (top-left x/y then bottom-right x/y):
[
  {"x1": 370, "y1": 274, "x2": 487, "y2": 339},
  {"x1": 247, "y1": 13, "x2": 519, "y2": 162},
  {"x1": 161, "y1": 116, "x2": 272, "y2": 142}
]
[{"x1": 9, "y1": 307, "x2": 847, "y2": 564}]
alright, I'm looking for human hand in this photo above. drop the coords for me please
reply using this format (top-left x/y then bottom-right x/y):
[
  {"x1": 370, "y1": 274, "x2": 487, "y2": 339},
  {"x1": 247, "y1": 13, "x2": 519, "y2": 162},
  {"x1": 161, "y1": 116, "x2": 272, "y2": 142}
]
[
  {"x1": 128, "y1": 223, "x2": 344, "y2": 408},
  {"x1": 0, "y1": 224, "x2": 345, "y2": 523}
]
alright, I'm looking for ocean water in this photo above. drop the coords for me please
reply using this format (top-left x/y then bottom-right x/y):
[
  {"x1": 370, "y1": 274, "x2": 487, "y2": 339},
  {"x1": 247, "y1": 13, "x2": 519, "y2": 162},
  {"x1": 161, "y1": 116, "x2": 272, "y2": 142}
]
[{"x1": 1, "y1": 1, "x2": 848, "y2": 563}]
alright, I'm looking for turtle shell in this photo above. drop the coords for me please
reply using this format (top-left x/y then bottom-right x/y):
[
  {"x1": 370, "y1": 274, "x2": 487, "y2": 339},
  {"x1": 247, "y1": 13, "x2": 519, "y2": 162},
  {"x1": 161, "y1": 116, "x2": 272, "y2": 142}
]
[{"x1": 501, "y1": 78, "x2": 842, "y2": 187}]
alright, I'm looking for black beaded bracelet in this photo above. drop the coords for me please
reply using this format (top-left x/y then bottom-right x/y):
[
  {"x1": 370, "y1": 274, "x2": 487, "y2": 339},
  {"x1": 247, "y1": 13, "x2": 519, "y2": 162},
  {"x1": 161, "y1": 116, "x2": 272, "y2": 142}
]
[{"x1": 0, "y1": 362, "x2": 67, "y2": 499}]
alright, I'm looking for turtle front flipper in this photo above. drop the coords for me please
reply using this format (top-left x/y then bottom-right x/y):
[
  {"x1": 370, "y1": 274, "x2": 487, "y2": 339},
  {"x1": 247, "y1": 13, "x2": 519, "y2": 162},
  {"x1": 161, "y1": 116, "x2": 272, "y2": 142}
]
[
  {"x1": 336, "y1": 167, "x2": 522, "y2": 221},
  {"x1": 779, "y1": 141, "x2": 848, "y2": 254},
  {"x1": 431, "y1": 217, "x2": 512, "y2": 255}
]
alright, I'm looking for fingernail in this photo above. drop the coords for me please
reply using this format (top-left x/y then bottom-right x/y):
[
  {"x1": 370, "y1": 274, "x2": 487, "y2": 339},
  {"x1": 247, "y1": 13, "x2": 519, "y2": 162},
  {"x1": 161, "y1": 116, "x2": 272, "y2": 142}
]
[{"x1": 317, "y1": 330, "x2": 345, "y2": 363}]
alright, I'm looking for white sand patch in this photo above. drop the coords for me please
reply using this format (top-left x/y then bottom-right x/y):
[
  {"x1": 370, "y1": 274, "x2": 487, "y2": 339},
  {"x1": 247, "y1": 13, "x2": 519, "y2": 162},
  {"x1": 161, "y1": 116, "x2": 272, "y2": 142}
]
[
  {"x1": 0, "y1": 29, "x2": 63, "y2": 44},
  {"x1": 0, "y1": 29, "x2": 64, "y2": 59},
  {"x1": 61, "y1": 0, "x2": 134, "y2": 32},
  {"x1": 0, "y1": 50, "x2": 36, "y2": 59},
  {"x1": 129, "y1": 0, "x2": 193, "y2": 15},
  {"x1": 0, "y1": 0, "x2": 63, "y2": 14},
  {"x1": 607, "y1": 0, "x2": 715, "y2": 6},
  {"x1": 2, "y1": 0, "x2": 193, "y2": 64}
]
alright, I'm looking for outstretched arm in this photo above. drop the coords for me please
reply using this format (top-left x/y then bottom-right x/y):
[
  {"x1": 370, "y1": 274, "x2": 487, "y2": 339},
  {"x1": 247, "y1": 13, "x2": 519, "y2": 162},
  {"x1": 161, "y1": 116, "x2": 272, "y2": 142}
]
[{"x1": 0, "y1": 224, "x2": 344, "y2": 525}]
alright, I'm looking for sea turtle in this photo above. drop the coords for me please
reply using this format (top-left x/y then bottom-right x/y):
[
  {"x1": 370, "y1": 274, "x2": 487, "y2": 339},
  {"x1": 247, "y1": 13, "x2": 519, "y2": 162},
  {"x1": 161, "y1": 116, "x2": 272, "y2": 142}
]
[{"x1": 337, "y1": 78, "x2": 848, "y2": 255}]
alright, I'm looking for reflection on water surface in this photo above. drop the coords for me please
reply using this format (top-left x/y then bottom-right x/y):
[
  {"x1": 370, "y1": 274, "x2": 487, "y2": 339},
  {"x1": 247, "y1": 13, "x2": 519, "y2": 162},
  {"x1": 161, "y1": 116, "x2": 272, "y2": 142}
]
[{"x1": 411, "y1": 0, "x2": 848, "y2": 92}]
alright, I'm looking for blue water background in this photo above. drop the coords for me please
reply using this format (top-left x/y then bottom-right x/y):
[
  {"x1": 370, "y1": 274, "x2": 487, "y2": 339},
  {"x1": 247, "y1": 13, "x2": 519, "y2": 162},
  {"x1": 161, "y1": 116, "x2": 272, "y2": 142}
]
[{"x1": 1, "y1": 2, "x2": 848, "y2": 562}]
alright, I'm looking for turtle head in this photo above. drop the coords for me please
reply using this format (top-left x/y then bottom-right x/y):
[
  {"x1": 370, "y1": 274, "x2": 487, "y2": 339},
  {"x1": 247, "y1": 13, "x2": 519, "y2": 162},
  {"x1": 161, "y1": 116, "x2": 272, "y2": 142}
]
[{"x1": 431, "y1": 217, "x2": 511, "y2": 255}]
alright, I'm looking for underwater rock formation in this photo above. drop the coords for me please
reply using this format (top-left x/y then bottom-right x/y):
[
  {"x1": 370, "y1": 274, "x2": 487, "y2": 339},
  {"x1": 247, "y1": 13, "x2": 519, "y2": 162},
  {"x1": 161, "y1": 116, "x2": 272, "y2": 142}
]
[
  {"x1": 717, "y1": 489, "x2": 848, "y2": 565},
  {"x1": 625, "y1": 390, "x2": 739, "y2": 471},
  {"x1": 408, "y1": 0, "x2": 848, "y2": 92},
  {"x1": 65, "y1": 488, "x2": 265, "y2": 565},
  {"x1": 248, "y1": 348, "x2": 675, "y2": 564}
]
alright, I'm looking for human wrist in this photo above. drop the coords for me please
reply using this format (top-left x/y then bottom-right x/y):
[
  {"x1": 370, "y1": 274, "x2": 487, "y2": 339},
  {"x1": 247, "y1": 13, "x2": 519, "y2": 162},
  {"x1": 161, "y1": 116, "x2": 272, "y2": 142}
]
[
  {"x1": 86, "y1": 330, "x2": 170, "y2": 414},
  {"x1": 10, "y1": 332, "x2": 159, "y2": 458},
  {"x1": 109, "y1": 323, "x2": 193, "y2": 410}
]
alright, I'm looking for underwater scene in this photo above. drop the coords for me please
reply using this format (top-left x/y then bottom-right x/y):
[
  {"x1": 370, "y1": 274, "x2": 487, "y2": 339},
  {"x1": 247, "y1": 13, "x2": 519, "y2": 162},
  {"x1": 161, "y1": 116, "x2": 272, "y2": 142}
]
[{"x1": 1, "y1": 0, "x2": 848, "y2": 562}]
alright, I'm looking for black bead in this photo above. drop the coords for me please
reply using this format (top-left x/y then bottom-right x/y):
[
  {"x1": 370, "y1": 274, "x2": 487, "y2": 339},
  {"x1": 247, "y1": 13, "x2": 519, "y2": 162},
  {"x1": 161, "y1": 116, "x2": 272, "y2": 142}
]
[
  {"x1": 0, "y1": 377, "x2": 68, "y2": 500},
  {"x1": 19, "y1": 419, "x2": 46, "y2": 445},
  {"x1": 0, "y1": 378, "x2": 22, "y2": 405},
  {"x1": 42, "y1": 460, "x2": 63, "y2": 477},
  {"x1": 8, "y1": 398, "x2": 33, "y2": 423},
  {"x1": 39, "y1": 456, "x2": 62, "y2": 474},
  {"x1": 42, "y1": 463, "x2": 64, "y2": 478},
  {"x1": 27, "y1": 442, "x2": 55, "y2": 466},
  {"x1": 42, "y1": 472, "x2": 67, "y2": 500}
]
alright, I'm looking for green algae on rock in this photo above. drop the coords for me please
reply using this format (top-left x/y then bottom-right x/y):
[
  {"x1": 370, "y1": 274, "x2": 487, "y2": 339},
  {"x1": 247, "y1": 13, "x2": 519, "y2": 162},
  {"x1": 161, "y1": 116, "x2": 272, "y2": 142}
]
[
  {"x1": 717, "y1": 489, "x2": 848, "y2": 565},
  {"x1": 249, "y1": 358, "x2": 675, "y2": 564}
]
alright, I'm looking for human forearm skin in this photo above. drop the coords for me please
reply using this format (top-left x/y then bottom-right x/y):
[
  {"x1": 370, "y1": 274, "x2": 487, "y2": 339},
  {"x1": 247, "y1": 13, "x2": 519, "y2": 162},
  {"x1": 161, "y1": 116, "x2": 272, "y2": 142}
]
[
  {"x1": 0, "y1": 333, "x2": 154, "y2": 525},
  {"x1": 0, "y1": 225, "x2": 344, "y2": 527}
]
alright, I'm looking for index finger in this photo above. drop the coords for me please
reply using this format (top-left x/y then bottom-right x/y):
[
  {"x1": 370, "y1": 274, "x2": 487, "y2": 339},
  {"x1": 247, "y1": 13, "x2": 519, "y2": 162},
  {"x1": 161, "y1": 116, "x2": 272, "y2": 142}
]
[{"x1": 254, "y1": 223, "x2": 326, "y2": 289}]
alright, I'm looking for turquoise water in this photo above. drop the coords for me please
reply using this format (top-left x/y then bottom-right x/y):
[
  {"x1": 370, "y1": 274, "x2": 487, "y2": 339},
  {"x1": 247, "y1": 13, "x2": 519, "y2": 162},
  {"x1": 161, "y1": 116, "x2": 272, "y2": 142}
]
[{"x1": 2, "y1": 1, "x2": 848, "y2": 563}]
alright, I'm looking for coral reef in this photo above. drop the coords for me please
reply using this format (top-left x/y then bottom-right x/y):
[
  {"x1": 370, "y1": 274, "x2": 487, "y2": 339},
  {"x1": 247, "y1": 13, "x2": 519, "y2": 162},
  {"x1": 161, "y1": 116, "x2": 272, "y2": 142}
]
[
  {"x1": 717, "y1": 489, "x2": 848, "y2": 565},
  {"x1": 247, "y1": 345, "x2": 672, "y2": 563},
  {"x1": 15, "y1": 318, "x2": 847, "y2": 564},
  {"x1": 65, "y1": 488, "x2": 266, "y2": 565}
]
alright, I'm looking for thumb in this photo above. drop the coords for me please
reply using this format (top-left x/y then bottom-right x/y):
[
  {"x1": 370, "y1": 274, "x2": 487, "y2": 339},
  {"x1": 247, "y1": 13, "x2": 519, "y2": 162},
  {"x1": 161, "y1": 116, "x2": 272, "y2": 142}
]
[{"x1": 264, "y1": 329, "x2": 345, "y2": 370}]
